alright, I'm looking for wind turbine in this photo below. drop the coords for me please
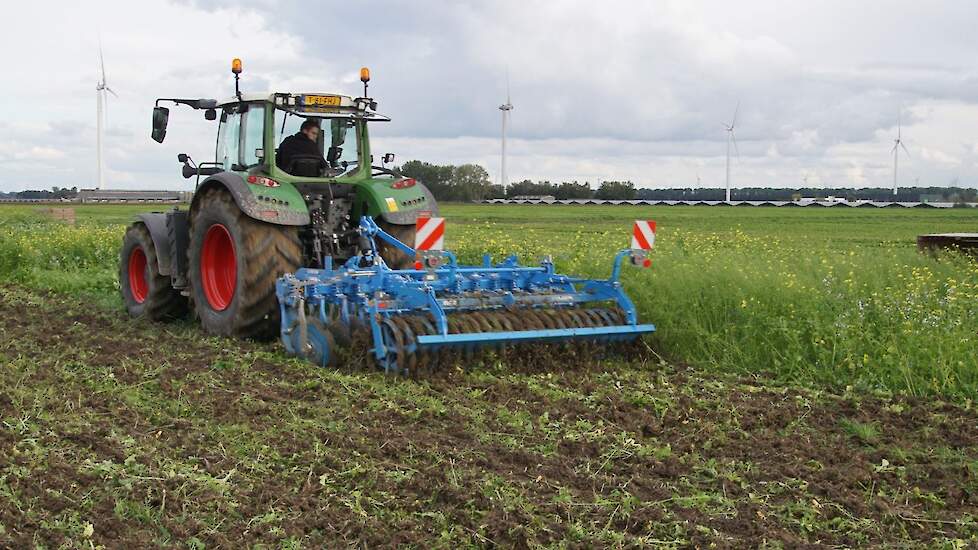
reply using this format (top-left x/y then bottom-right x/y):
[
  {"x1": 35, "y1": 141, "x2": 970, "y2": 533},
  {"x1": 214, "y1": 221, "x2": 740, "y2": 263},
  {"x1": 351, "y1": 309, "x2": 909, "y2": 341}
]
[
  {"x1": 723, "y1": 102, "x2": 740, "y2": 202},
  {"x1": 498, "y1": 77, "x2": 513, "y2": 189},
  {"x1": 96, "y1": 41, "x2": 118, "y2": 190},
  {"x1": 891, "y1": 110, "x2": 909, "y2": 196}
]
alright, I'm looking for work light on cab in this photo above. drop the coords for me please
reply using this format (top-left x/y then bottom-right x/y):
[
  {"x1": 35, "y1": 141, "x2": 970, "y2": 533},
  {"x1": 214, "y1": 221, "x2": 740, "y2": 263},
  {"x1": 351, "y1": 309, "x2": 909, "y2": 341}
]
[
  {"x1": 360, "y1": 66, "x2": 371, "y2": 96},
  {"x1": 231, "y1": 57, "x2": 244, "y2": 99}
]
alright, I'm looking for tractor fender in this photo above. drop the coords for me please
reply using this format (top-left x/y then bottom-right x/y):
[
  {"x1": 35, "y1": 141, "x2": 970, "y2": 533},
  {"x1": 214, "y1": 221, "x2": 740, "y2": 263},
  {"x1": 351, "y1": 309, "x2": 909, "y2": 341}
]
[
  {"x1": 376, "y1": 182, "x2": 440, "y2": 225},
  {"x1": 192, "y1": 172, "x2": 310, "y2": 226},
  {"x1": 135, "y1": 213, "x2": 174, "y2": 276}
]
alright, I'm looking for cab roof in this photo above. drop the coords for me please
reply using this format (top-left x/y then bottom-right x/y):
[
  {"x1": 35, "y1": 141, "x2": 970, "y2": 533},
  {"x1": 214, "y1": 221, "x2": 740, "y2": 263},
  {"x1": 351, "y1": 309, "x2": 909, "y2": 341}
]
[
  {"x1": 215, "y1": 92, "x2": 389, "y2": 121},
  {"x1": 216, "y1": 92, "x2": 356, "y2": 107}
]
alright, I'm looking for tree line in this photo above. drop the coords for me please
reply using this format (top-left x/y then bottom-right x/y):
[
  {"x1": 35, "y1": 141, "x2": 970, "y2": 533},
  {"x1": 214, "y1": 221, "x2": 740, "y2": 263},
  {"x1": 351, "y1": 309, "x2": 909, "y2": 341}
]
[
  {"x1": 398, "y1": 161, "x2": 639, "y2": 201},
  {"x1": 399, "y1": 161, "x2": 977, "y2": 203},
  {"x1": 0, "y1": 187, "x2": 78, "y2": 200}
]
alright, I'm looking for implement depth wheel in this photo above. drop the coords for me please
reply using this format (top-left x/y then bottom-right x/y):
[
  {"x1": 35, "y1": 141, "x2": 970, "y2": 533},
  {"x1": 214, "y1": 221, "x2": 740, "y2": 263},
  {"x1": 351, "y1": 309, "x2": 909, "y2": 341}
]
[
  {"x1": 119, "y1": 223, "x2": 187, "y2": 320},
  {"x1": 376, "y1": 220, "x2": 416, "y2": 269},
  {"x1": 189, "y1": 187, "x2": 301, "y2": 339}
]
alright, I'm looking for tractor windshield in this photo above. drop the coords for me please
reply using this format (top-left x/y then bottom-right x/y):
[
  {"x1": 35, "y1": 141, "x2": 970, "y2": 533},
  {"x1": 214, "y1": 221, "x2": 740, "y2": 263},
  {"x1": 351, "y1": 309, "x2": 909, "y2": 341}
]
[{"x1": 274, "y1": 109, "x2": 359, "y2": 176}]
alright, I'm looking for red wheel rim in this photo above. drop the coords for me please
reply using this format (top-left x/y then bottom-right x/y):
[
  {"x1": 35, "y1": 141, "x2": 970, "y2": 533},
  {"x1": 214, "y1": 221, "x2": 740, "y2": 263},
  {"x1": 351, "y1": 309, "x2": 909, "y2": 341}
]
[
  {"x1": 128, "y1": 247, "x2": 149, "y2": 304},
  {"x1": 201, "y1": 224, "x2": 237, "y2": 311}
]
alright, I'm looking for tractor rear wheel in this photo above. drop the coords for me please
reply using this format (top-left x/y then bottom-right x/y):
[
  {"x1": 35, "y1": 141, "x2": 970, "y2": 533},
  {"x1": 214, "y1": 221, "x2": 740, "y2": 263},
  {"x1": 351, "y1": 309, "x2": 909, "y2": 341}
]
[
  {"x1": 188, "y1": 187, "x2": 302, "y2": 339},
  {"x1": 119, "y1": 223, "x2": 187, "y2": 320},
  {"x1": 376, "y1": 220, "x2": 416, "y2": 269}
]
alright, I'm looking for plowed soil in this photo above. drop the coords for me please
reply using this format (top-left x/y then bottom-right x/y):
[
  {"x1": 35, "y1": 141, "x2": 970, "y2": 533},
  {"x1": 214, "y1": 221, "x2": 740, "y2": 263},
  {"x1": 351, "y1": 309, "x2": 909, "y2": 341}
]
[{"x1": 1, "y1": 285, "x2": 976, "y2": 548}]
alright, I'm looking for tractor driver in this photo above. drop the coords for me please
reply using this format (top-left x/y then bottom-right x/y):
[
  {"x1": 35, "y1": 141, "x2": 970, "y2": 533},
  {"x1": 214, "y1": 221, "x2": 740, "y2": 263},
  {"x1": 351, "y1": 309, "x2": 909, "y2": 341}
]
[{"x1": 276, "y1": 119, "x2": 325, "y2": 175}]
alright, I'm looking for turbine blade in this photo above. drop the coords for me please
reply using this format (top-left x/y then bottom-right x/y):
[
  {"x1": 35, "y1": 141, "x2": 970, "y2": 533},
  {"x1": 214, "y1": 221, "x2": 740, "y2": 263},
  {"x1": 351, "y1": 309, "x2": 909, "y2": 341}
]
[
  {"x1": 732, "y1": 131, "x2": 740, "y2": 160},
  {"x1": 901, "y1": 141, "x2": 910, "y2": 156},
  {"x1": 506, "y1": 69, "x2": 511, "y2": 105},
  {"x1": 731, "y1": 101, "x2": 740, "y2": 128},
  {"x1": 105, "y1": 86, "x2": 118, "y2": 98},
  {"x1": 98, "y1": 38, "x2": 107, "y2": 85}
]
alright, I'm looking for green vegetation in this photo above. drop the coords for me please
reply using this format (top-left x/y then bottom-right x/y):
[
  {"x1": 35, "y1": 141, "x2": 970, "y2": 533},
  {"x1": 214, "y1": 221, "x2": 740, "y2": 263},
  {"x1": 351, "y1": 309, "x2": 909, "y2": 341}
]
[
  {"x1": 1, "y1": 284, "x2": 977, "y2": 547},
  {"x1": 1, "y1": 203, "x2": 977, "y2": 546},
  {"x1": 2, "y1": 203, "x2": 976, "y2": 399},
  {"x1": 450, "y1": 204, "x2": 978, "y2": 399}
]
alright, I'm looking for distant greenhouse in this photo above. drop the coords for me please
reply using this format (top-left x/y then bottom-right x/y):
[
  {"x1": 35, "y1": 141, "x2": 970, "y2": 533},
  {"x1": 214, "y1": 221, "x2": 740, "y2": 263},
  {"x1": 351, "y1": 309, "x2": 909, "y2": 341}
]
[
  {"x1": 483, "y1": 198, "x2": 973, "y2": 208},
  {"x1": 78, "y1": 189, "x2": 192, "y2": 203}
]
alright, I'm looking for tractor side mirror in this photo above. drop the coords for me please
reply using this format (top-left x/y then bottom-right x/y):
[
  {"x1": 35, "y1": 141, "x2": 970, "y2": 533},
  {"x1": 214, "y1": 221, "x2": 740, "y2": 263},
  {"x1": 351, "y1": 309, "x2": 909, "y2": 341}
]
[
  {"x1": 383, "y1": 153, "x2": 395, "y2": 164},
  {"x1": 152, "y1": 106, "x2": 169, "y2": 143},
  {"x1": 204, "y1": 109, "x2": 217, "y2": 121},
  {"x1": 182, "y1": 164, "x2": 197, "y2": 179},
  {"x1": 177, "y1": 153, "x2": 189, "y2": 163}
]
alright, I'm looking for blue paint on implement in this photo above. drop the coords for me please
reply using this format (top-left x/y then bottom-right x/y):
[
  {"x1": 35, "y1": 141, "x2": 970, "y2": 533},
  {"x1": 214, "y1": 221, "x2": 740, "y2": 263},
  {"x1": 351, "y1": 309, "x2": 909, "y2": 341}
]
[{"x1": 275, "y1": 216, "x2": 655, "y2": 373}]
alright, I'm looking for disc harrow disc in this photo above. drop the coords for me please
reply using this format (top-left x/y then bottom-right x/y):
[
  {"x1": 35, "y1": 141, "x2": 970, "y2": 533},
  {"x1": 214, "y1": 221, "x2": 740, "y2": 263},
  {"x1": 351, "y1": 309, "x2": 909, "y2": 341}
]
[{"x1": 287, "y1": 317, "x2": 337, "y2": 368}]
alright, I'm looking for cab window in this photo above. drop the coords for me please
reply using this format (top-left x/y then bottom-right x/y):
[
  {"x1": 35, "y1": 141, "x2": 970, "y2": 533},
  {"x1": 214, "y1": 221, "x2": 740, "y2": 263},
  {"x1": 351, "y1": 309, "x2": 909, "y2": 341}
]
[
  {"x1": 216, "y1": 109, "x2": 241, "y2": 171},
  {"x1": 327, "y1": 119, "x2": 359, "y2": 168},
  {"x1": 241, "y1": 105, "x2": 265, "y2": 168}
]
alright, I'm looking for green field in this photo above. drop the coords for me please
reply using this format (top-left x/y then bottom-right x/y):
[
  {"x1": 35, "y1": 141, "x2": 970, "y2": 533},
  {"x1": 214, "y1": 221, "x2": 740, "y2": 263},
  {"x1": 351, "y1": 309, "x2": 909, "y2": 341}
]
[
  {"x1": 1, "y1": 203, "x2": 977, "y2": 547},
  {"x1": 3, "y1": 203, "x2": 976, "y2": 398}
]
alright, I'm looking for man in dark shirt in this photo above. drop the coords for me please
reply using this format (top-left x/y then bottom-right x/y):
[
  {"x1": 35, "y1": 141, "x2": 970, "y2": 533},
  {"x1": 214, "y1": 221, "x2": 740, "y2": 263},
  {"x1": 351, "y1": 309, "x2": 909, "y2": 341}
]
[{"x1": 276, "y1": 119, "x2": 324, "y2": 174}]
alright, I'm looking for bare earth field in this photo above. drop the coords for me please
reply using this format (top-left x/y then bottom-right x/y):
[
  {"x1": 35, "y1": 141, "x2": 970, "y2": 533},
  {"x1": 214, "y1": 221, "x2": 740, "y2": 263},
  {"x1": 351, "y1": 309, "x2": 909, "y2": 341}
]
[{"x1": 2, "y1": 284, "x2": 977, "y2": 548}]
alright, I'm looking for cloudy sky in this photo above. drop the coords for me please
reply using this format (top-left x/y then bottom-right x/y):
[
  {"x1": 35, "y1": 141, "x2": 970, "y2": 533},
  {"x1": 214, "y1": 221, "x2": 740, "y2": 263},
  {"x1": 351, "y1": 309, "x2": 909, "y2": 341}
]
[{"x1": 3, "y1": 0, "x2": 978, "y2": 193}]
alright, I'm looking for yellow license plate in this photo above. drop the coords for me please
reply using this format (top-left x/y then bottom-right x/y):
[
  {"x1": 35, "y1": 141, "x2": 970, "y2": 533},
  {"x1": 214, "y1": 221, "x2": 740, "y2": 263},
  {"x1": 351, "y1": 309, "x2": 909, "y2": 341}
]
[{"x1": 303, "y1": 95, "x2": 341, "y2": 106}]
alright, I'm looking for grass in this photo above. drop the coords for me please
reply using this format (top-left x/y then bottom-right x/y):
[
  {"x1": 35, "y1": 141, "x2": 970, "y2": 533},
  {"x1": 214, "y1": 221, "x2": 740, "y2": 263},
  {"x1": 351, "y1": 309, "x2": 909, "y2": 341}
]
[
  {"x1": 2, "y1": 202, "x2": 977, "y2": 399},
  {"x1": 840, "y1": 418, "x2": 880, "y2": 445},
  {"x1": 444, "y1": 204, "x2": 978, "y2": 399}
]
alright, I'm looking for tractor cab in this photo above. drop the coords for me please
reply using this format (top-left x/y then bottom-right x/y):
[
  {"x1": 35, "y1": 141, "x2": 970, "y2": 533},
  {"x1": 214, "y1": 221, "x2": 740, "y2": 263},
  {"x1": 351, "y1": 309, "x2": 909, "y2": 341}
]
[
  {"x1": 149, "y1": 60, "x2": 435, "y2": 268},
  {"x1": 151, "y1": 63, "x2": 403, "y2": 189},
  {"x1": 207, "y1": 91, "x2": 394, "y2": 183}
]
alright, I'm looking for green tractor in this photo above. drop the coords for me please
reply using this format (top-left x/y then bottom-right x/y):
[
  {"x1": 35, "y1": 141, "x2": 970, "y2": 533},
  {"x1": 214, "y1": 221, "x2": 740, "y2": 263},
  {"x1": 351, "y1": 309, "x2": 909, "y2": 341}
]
[{"x1": 119, "y1": 60, "x2": 437, "y2": 338}]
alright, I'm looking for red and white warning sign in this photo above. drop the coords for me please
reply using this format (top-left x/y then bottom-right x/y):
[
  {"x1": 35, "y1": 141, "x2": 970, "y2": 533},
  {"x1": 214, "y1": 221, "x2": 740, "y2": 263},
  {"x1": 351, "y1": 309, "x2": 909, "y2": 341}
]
[
  {"x1": 631, "y1": 220, "x2": 656, "y2": 250},
  {"x1": 415, "y1": 216, "x2": 445, "y2": 251}
]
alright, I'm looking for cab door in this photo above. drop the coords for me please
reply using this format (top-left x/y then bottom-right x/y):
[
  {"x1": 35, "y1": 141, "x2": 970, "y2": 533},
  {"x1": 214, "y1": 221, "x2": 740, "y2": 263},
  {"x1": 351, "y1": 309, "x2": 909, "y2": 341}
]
[
  {"x1": 240, "y1": 104, "x2": 266, "y2": 171},
  {"x1": 215, "y1": 107, "x2": 242, "y2": 172},
  {"x1": 215, "y1": 103, "x2": 266, "y2": 173}
]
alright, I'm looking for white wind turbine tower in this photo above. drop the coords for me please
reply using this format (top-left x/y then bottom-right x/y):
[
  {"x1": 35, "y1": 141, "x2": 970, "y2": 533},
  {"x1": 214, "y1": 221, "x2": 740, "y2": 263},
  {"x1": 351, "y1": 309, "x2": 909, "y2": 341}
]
[
  {"x1": 891, "y1": 110, "x2": 909, "y2": 196},
  {"x1": 498, "y1": 78, "x2": 514, "y2": 188},
  {"x1": 723, "y1": 102, "x2": 740, "y2": 202},
  {"x1": 96, "y1": 42, "x2": 118, "y2": 190}
]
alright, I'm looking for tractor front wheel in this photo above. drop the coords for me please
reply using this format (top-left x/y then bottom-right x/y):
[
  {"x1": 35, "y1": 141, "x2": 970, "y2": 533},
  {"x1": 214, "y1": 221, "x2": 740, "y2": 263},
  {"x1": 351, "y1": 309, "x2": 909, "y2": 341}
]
[
  {"x1": 119, "y1": 223, "x2": 187, "y2": 320},
  {"x1": 188, "y1": 188, "x2": 301, "y2": 339}
]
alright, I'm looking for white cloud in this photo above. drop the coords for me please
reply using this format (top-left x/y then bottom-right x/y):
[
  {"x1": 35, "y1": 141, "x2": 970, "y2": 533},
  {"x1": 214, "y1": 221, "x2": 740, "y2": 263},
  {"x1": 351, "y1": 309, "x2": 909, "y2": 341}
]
[
  {"x1": 2, "y1": 0, "x2": 978, "y2": 191},
  {"x1": 17, "y1": 147, "x2": 66, "y2": 161},
  {"x1": 919, "y1": 147, "x2": 961, "y2": 167}
]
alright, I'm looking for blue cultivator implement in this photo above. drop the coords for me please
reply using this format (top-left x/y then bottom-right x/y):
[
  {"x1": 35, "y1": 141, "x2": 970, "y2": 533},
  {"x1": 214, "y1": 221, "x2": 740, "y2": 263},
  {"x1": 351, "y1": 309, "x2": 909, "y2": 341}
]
[{"x1": 275, "y1": 216, "x2": 657, "y2": 373}]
